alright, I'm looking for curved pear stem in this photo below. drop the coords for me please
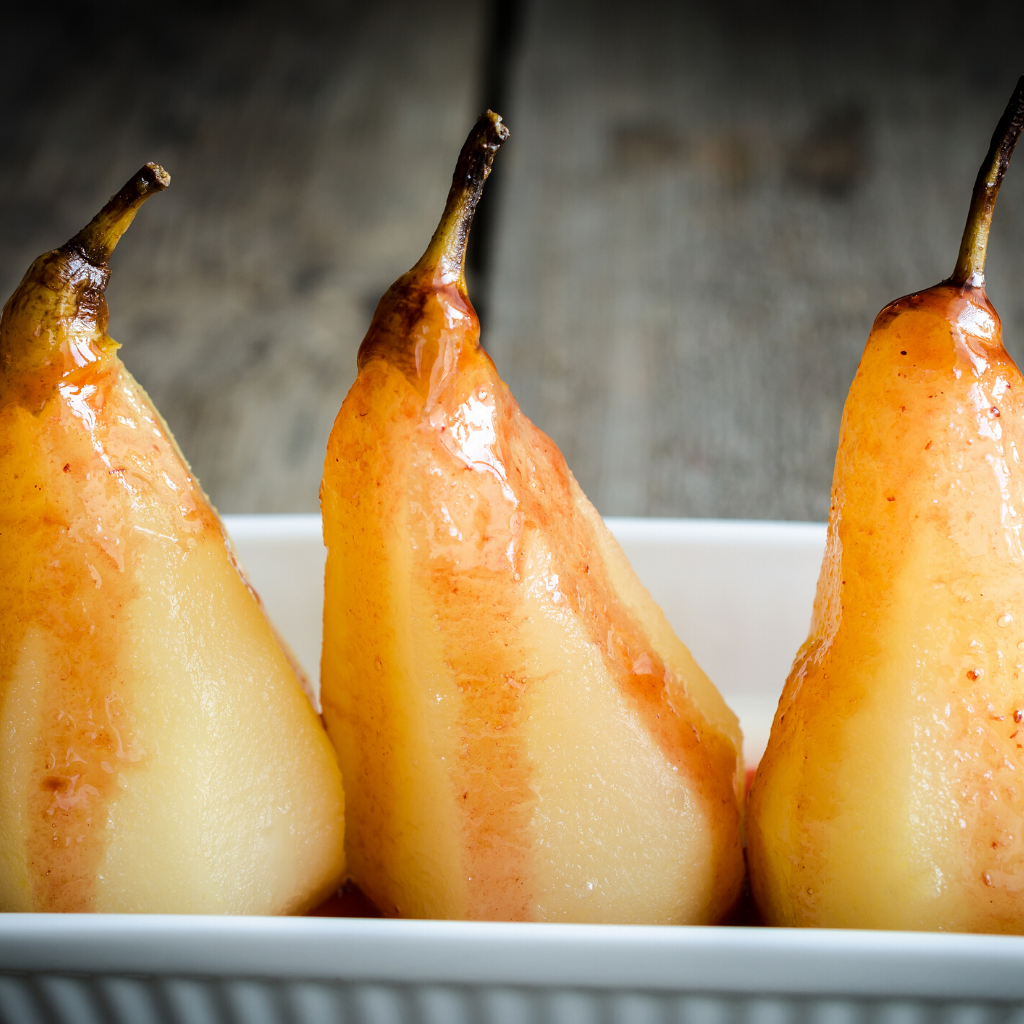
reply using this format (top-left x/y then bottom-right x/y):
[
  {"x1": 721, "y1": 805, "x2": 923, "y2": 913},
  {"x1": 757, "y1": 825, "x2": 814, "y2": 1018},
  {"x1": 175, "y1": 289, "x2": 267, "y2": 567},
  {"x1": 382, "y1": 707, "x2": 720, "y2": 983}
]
[
  {"x1": 68, "y1": 162, "x2": 171, "y2": 266},
  {"x1": 416, "y1": 111, "x2": 509, "y2": 286},
  {"x1": 951, "y1": 77, "x2": 1024, "y2": 288}
]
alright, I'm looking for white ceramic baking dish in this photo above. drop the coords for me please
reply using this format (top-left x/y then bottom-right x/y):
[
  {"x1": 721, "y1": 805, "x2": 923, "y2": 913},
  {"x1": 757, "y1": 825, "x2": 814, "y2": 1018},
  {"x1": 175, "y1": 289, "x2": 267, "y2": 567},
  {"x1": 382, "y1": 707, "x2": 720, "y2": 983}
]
[{"x1": 4, "y1": 515, "x2": 1023, "y2": 1024}]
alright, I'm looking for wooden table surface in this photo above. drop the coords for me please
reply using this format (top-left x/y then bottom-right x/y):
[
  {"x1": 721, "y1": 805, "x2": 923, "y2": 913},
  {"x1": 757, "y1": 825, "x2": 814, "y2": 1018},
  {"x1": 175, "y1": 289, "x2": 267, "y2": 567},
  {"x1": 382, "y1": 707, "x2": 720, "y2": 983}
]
[{"x1": 1, "y1": 0, "x2": 1022, "y2": 519}]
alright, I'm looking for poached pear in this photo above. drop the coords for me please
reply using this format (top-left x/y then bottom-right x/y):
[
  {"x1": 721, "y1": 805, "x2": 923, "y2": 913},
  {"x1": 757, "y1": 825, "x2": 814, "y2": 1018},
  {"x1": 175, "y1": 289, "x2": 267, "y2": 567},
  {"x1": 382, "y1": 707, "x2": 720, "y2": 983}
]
[
  {"x1": 320, "y1": 112, "x2": 744, "y2": 923},
  {"x1": 747, "y1": 79, "x2": 1024, "y2": 931},
  {"x1": 0, "y1": 165, "x2": 345, "y2": 913}
]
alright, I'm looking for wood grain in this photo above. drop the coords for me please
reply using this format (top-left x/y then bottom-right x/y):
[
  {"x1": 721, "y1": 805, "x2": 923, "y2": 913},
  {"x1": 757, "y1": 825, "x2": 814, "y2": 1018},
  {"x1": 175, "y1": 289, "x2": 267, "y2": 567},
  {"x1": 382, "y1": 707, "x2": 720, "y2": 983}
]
[
  {"x1": 2, "y1": 0, "x2": 1023, "y2": 520},
  {"x1": 0, "y1": 0, "x2": 485, "y2": 512},
  {"x1": 486, "y1": 0, "x2": 1024, "y2": 520}
]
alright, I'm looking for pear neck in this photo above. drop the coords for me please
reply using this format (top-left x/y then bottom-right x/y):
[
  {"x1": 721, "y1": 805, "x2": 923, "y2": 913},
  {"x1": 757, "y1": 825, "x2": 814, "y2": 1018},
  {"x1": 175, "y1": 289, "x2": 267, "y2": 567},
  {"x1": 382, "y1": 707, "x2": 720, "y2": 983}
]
[
  {"x1": 0, "y1": 164, "x2": 169, "y2": 407},
  {"x1": 951, "y1": 77, "x2": 1024, "y2": 288},
  {"x1": 413, "y1": 111, "x2": 509, "y2": 288}
]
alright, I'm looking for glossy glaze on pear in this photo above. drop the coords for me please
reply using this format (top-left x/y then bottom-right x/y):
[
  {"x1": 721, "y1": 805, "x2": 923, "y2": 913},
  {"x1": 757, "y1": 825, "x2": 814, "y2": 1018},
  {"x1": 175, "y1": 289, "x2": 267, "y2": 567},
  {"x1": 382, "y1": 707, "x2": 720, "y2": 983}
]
[
  {"x1": 748, "y1": 80, "x2": 1024, "y2": 931},
  {"x1": 0, "y1": 166, "x2": 345, "y2": 913},
  {"x1": 321, "y1": 113, "x2": 744, "y2": 923}
]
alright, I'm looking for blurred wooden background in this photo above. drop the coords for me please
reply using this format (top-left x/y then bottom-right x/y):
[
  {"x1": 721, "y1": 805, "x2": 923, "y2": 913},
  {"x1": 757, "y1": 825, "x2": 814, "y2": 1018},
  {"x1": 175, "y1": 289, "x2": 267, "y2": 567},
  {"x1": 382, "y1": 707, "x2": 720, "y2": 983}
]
[{"x1": 2, "y1": 0, "x2": 1023, "y2": 519}]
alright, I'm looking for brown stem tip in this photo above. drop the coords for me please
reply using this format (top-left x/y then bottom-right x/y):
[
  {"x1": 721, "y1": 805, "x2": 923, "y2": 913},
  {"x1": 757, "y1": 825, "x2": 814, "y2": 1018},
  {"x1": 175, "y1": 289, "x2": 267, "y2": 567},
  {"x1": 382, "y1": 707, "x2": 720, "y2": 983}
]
[
  {"x1": 69, "y1": 162, "x2": 171, "y2": 266},
  {"x1": 952, "y1": 76, "x2": 1024, "y2": 287},
  {"x1": 422, "y1": 111, "x2": 510, "y2": 283}
]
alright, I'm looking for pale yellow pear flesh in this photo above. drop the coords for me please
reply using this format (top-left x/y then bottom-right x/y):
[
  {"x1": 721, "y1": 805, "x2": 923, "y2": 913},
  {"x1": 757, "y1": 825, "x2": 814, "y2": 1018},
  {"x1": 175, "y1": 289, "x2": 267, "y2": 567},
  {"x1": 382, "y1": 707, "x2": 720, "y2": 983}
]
[
  {"x1": 748, "y1": 285, "x2": 1024, "y2": 932},
  {"x1": 321, "y1": 116, "x2": 743, "y2": 922},
  {"x1": 0, "y1": 168, "x2": 345, "y2": 913},
  {"x1": 322, "y1": 354, "x2": 743, "y2": 923}
]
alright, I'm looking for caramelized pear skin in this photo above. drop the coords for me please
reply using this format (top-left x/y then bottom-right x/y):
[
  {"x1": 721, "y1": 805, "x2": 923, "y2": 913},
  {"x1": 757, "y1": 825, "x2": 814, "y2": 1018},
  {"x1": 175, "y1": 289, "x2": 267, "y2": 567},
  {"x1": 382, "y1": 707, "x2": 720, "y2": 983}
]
[
  {"x1": 748, "y1": 78, "x2": 1024, "y2": 932},
  {"x1": 321, "y1": 113, "x2": 744, "y2": 923},
  {"x1": 0, "y1": 165, "x2": 345, "y2": 913}
]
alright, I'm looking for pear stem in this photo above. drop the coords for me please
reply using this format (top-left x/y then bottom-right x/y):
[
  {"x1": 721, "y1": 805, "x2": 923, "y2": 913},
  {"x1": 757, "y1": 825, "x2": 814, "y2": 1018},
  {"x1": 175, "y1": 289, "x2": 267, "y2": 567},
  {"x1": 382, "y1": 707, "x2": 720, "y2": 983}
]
[
  {"x1": 68, "y1": 162, "x2": 171, "y2": 265},
  {"x1": 417, "y1": 111, "x2": 509, "y2": 285},
  {"x1": 951, "y1": 77, "x2": 1024, "y2": 288}
]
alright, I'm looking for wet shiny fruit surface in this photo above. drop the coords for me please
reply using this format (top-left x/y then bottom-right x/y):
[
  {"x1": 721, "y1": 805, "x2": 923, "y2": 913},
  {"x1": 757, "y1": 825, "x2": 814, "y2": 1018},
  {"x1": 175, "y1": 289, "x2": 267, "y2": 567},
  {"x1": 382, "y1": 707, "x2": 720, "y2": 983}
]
[
  {"x1": 0, "y1": 165, "x2": 345, "y2": 913},
  {"x1": 748, "y1": 78, "x2": 1024, "y2": 932},
  {"x1": 321, "y1": 113, "x2": 744, "y2": 923}
]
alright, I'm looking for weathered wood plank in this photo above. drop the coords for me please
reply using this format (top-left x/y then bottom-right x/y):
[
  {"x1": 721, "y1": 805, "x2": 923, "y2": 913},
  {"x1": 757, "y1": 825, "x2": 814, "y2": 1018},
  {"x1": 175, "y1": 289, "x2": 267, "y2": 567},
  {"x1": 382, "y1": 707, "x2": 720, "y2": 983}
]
[
  {"x1": 5, "y1": 1, "x2": 1024, "y2": 520},
  {"x1": 487, "y1": 0, "x2": 1024, "y2": 520},
  {"x1": 0, "y1": 0, "x2": 486, "y2": 511}
]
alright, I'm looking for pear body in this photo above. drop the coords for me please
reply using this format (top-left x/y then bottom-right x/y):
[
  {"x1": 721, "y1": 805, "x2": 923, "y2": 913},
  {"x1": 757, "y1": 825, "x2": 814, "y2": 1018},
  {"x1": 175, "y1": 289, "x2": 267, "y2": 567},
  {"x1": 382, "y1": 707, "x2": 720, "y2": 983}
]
[
  {"x1": 321, "y1": 271, "x2": 744, "y2": 923},
  {"x1": 0, "y1": 223, "x2": 345, "y2": 913},
  {"x1": 748, "y1": 284, "x2": 1024, "y2": 932}
]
